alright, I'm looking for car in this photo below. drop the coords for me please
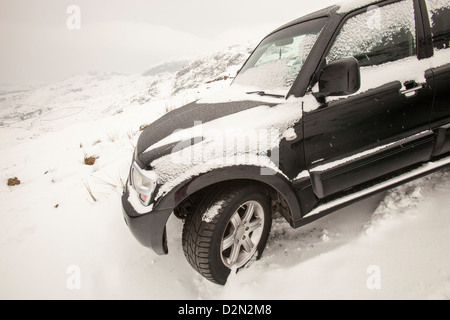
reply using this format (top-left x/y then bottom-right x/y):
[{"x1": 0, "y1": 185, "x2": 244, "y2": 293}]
[{"x1": 121, "y1": 0, "x2": 450, "y2": 285}]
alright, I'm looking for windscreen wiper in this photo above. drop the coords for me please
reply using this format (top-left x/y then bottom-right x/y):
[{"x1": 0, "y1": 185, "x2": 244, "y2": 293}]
[{"x1": 246, "y1": 91, "x2": 285, "y2": 98}]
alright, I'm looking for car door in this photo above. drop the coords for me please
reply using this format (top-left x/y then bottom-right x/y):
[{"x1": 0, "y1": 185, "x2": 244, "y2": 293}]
[
  {"x1": 425, "y1": 0, "x2": 450, "y2": 156},
  {"x1": 303, "y1": 0, "x2": 435, "y2": 198}
]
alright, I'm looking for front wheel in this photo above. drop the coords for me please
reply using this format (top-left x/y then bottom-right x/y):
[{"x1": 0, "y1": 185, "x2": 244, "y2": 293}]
[{"x1": 182, "y1": 184, "x2": 272, "y2": 285}]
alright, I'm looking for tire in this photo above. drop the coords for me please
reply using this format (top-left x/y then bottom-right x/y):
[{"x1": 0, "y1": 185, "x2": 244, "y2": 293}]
[{"x1": 182, "y1": 183, "x2": 272, "y2": 285}]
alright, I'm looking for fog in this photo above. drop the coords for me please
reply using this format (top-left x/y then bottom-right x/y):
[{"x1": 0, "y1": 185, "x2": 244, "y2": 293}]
[{"x1": 0, "y1": 0, "x2": 338, "y2": 86}]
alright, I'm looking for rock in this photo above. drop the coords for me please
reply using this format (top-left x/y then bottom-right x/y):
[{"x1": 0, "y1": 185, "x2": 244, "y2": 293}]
[
  {"x1": 7, "y1": 177, "x2": 21, "y2": 186},
  {"x1": 84, "y1": 156, "x2": 97, "y2": 165}
]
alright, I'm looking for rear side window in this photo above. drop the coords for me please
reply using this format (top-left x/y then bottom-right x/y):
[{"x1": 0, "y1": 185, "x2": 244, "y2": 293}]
[
  {"x1": 425, "y1": 0, "x2": 450, "y2": 50},
  {"x1": 326, "y1": 0, "x2": 416, "y2": 67}
]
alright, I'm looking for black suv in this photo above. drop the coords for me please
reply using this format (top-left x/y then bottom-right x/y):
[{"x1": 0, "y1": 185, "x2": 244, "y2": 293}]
[{"x1": 122, "y1": 0, "x2": 450, "y2": 285}]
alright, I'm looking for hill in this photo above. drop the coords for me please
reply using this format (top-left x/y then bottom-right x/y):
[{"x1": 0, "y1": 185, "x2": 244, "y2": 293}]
[{"x1": 0, "y1": 41, "x2": 449, "y2": 300}]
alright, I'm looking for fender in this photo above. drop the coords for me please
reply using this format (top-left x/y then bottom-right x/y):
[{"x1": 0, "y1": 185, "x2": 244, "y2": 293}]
[{"x1": 153, "y1": 165, "x2": 303, "y2": 226}]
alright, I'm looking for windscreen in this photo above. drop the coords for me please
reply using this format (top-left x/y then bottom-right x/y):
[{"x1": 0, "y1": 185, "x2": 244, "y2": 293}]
[{"x1": 233, "y1": 18, "x2": 327, "y2": 97}]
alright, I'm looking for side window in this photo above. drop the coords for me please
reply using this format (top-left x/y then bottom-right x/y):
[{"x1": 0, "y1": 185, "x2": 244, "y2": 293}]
[
  {"x1": 326, "y1": 0, "x2": 416, "y2": 67},
  {"x1": 425, "y1": 0, "x2": 450, "y2": 50}
]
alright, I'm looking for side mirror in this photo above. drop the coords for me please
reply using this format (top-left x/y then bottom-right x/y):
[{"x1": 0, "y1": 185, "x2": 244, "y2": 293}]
[{"x1": 314, "y1": 57, "x2": 361, "y2": 98}]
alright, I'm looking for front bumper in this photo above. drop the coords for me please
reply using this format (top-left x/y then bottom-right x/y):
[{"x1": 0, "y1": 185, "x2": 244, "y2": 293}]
[{"x1": 121, "y1": 186, "x2": 172, "y2": 255}]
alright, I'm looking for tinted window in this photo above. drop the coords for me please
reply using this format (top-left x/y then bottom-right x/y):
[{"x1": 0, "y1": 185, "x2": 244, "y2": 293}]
[
  {"x1": 327, "y1": 0, "x2": 416, "y2": 67},
  {"x1": 426, "y1": 0, "x2": 450, "y2": 50}
]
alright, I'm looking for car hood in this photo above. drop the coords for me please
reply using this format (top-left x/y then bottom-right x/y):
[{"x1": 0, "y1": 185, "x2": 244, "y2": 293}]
[{"x1": 136, "y1": 99, "x2": 278, "y2": 166}]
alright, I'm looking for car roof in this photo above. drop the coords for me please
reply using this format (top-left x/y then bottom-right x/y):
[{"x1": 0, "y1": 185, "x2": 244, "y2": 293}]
[{"x1": 270, "y1": 0, "x2": 387, "y2": 34}]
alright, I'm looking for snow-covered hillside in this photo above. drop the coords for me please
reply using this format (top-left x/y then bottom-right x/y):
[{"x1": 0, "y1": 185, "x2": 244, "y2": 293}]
[{"x1": 0, "y1": 41, "x2": 449, "y2": 300}]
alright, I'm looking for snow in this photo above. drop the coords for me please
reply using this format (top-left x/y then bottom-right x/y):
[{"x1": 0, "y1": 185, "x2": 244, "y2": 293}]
[
  {"x1": 196, "y1": 85, "x2": 284, "y2": 104},
  {"x1": 426, "y1": 0, "x2": 450, "y2": 14},
  {"x1": 293, "y1": 170, "x2": 310, "y2": 181},
  {"x1": 336, "y1": 0, "x2": 383, "y2": 14},
  {"x1": 234, "y1": 60, "x2": 292, "y2": 94},
  {"x1": 147, "y1": 98, "x2": 303, "y2": 200},
  {"x1": 212, "y1": 170, "x2": 450, "y2": 300},
  {"x1": 282, "y1": 127, "x2": 297, "y2": 141},
  {"x1": 233, "y1": 25, "x2": 323, "y2": 96},
  {"x1": 1, "y1": 40, "x2": 450, "y2": 300},
  {"x1": 314, "y1": 45, "x2": 450, "y2": 106},
  {"x1": 202, "y1": 201, "x2": 225, "y2": 223},
  {"x1": 305, "y1": 155, "x2": 450, "y2": 219},
  {"x1": 331, "y1": 0, "x2": 416, "y2": 64}
]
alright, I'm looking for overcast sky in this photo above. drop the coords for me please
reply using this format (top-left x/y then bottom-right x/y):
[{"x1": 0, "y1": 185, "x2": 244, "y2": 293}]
[{"x1": 0, "y1": 0, "x2": 338, "y2": 85}]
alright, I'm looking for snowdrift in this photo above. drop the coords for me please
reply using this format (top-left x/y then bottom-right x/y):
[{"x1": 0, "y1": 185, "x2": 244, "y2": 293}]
[{"x1": 0, "y1": 43, "x2": 449, "y2": 300}]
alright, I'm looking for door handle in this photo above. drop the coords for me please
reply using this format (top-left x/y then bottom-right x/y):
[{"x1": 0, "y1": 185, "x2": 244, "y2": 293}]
[{"x1": 400, "y1": 83, "x2": 424, "y2": 97}]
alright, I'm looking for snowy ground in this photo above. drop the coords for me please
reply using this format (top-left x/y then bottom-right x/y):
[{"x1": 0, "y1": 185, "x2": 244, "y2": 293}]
[{"x1": 1, "y1": 47, "x2": 449, "y2": 300}]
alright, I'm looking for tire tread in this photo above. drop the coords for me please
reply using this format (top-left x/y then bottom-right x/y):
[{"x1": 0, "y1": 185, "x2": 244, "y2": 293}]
[{"x1": 182, "y1": 183, "x2": 270, "y2": 284}]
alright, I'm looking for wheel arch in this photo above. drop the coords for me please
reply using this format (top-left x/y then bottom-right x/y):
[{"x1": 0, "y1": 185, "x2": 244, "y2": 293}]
[{"x1": 154, "y1": 165, "x2": 302, "y2": 227}]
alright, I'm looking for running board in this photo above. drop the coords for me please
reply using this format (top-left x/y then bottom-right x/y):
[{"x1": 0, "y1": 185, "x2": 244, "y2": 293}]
[{"x1": 295, "y1": 155, "x2": 450, "y2": 227}]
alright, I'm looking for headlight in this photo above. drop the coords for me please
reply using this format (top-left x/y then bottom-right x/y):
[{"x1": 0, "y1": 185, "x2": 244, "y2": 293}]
[{"x1": 130, "y1": 162, "x2": 158, "y2": 206}]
